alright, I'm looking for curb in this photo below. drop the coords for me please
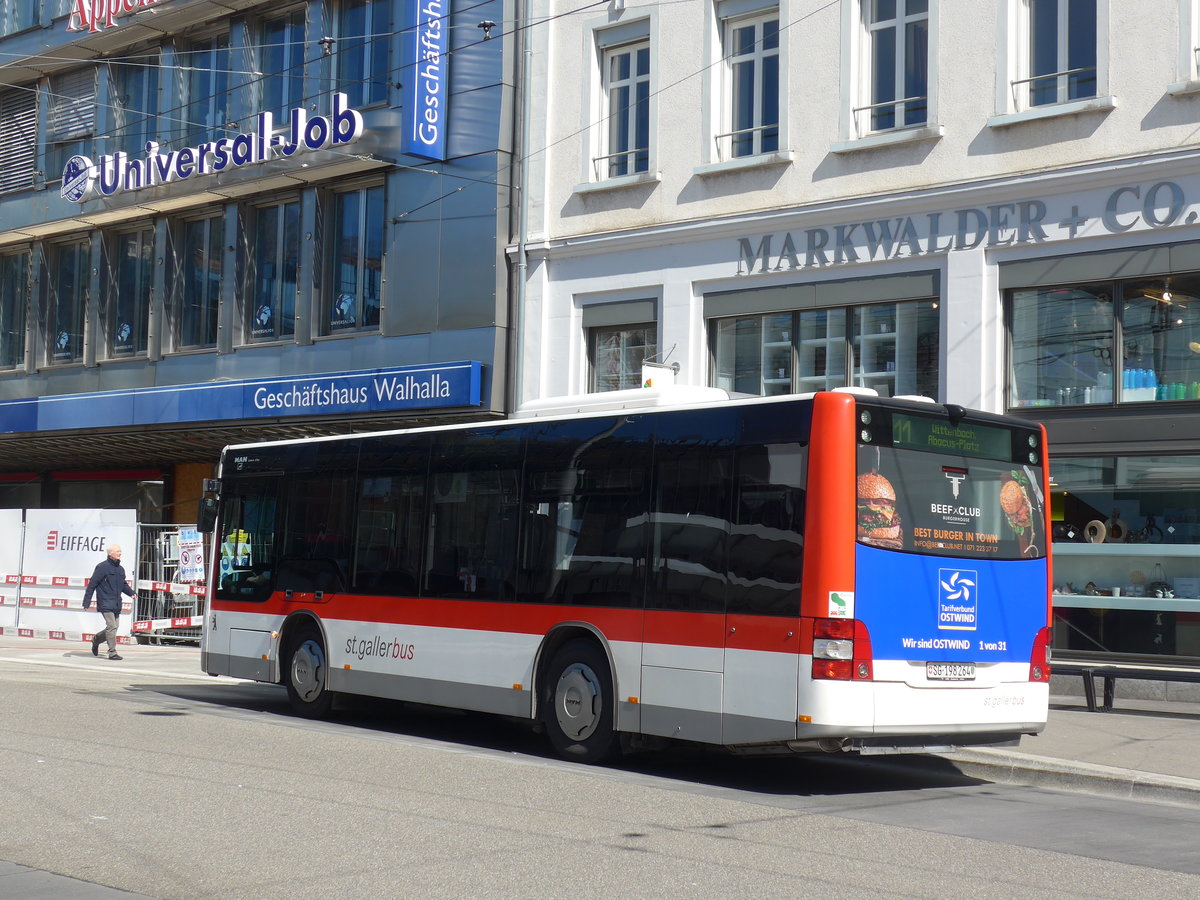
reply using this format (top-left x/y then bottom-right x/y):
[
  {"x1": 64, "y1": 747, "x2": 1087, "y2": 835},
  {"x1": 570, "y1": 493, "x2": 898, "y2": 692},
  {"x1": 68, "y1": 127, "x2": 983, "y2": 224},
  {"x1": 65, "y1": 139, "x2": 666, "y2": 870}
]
[{"x1": 941, "y1": 747, "x2": 1200, "y2": 808}]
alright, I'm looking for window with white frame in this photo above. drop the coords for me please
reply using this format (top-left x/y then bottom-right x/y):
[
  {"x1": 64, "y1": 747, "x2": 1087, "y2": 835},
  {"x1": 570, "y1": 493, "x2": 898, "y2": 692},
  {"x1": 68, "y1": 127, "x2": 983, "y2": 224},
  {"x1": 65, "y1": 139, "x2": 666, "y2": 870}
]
[
  {"x1": 1014, "y1": 0, "x2": 1097, "y2": 110},
  {"x1": 855, "y1": 0, "x2": 928, "y2": 135},
  {"x1": 720, "y1": 9, "x2": 780, "y2": 160},
  {"x1": 599, "y1": 40, "x2": 651, "y2": 178},
  {"x1": 1179, "y1": 0, "x2": 1200, "y2": 85},
  {"x1": 591, "y1": 323, "x2": 658, "y2": 392}
]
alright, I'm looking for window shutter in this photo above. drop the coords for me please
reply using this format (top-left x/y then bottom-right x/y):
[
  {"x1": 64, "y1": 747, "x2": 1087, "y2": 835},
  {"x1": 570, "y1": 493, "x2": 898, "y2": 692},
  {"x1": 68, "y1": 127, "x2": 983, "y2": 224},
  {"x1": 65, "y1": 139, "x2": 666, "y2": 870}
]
[
  {"x1": 0, "y1": 88, "x2": 37, "y2": 192},
  {"x1": 48, "y1": 68, "x2": 96, "y2": 142}
]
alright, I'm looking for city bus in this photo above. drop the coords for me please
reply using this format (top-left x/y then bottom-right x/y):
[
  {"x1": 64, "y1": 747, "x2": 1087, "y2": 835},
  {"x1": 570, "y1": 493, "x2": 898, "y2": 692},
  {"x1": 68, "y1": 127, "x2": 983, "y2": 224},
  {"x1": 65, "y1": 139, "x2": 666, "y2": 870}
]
[{"x1": 198, "y1": 387, "x2": 1052, "y2": 762}]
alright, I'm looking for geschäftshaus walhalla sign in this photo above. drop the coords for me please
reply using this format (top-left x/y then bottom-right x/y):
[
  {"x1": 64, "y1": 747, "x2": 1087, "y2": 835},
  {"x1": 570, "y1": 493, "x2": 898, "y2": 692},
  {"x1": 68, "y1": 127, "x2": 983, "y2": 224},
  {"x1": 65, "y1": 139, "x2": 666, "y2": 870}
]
[
  {"x1": 736, "y1": 180, "x2": 1200, "y2": 274},
  {"x1": 61, "y1": 93, "x2": 364, "y2": 203}
]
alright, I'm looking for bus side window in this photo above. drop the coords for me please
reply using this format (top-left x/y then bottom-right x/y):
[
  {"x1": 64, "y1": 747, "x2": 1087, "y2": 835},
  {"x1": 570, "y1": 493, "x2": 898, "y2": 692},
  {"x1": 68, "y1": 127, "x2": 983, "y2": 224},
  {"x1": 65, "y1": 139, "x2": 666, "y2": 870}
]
[{"x1": 728, "y1": 442, "x2": 806, "y2": 617}]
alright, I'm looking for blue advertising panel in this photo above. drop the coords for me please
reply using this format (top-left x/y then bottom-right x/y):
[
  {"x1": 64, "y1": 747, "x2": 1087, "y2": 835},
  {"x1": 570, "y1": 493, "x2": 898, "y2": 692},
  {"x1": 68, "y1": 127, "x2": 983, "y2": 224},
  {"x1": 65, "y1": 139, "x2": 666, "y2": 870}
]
[
  {"x1": 855, "y1": 545, "x2": 1048, "y2": 664},
  {"x1": 403, "y1": 0, "x2": 450, "y2": 160},
  {"x1": 0, "y1": 362, "x2": 484, "y2": 434}
]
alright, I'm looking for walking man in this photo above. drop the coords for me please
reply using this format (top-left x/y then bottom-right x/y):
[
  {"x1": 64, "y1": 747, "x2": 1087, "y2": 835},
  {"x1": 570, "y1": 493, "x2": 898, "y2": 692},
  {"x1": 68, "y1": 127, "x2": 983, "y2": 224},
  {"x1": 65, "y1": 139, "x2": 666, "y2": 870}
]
[{"x1": 83, "y1": 543, "x2": 136, "y2": 660}]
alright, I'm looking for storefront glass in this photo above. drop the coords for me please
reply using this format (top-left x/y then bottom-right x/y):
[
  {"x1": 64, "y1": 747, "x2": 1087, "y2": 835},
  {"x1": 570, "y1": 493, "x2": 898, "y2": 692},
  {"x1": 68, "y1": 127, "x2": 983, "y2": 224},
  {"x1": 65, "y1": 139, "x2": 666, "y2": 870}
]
[
  {"x1": 1052, "y1": 454, "x2": 1200, "y2": 662},
  {"x1": 713, "y1": 299, "x2": 938, "y2": 398},
  {"x1": 1010, "y1": 272, "x2": 1200, "y2": 407}
]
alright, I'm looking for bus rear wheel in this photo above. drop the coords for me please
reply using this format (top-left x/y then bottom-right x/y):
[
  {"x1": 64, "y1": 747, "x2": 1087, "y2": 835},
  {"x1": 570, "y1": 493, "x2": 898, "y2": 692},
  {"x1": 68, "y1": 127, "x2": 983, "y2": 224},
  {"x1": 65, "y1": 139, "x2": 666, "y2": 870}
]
[
  {"x1": 284, "y1": 625, "x2": 334, "y2": 718},
  {"x1": 542, "y1": 640, "x2": 617, "y2": 764}
]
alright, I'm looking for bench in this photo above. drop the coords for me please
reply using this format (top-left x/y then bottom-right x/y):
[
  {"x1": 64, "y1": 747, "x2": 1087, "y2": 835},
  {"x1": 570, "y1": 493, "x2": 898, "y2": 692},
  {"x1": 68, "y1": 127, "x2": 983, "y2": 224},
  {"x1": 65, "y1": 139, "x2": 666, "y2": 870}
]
[{"x1": 1052, "y1": 662, "x2": 1200, "y2": 712}]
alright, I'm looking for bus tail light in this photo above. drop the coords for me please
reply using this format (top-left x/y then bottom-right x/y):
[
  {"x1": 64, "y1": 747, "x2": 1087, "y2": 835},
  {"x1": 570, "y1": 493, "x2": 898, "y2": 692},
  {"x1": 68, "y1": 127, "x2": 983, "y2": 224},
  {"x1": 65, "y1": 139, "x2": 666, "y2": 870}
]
[
  {"x1": 1029, "y1": 626, "x2": 1052, "y2": 682},
  {"x1": 811, "y1": 618, "x2": 873, "y2": 681}
]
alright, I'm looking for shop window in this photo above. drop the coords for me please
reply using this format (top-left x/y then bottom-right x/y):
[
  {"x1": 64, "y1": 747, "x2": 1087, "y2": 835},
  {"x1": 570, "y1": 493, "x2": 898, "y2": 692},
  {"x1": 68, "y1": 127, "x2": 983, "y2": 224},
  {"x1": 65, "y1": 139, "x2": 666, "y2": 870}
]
[
  {"x1": 46, "y1": 68, "x2": 96, "y2": 179},
  {"x1": 854, "y1": 0, "x2": 929, "y2": 135},
  {"x1": 182, "y1": 34, "x2": 230, "y2": 147},
  {"x1": 719, "y1": 10, "x2": 779, "y2": 160},
  {"x1": 1052, "y1": 455, "x2": 1200, "y2": 663},
  {"x1": 1119, "y1": 276, "x2": 1200, "y2": 402},
  {"x1": 713, "y1": 300, "x2": 939, "y2": 399},
  {"x1": 598, "y1": 38, "x2": 651, "y2": 178},
  {"x1": 260, "y1": 10, "x2": 306, "y2": 119},
  {"x1": 176, "y1": 216, "x2": 224, "y2": 350},
  {"x1": 247, "y1": 201, "x2": 300, "y2": 342},
  {"x1": 1011, "y1": 0, "x2": 1097, "y2": 110},
  {"x1": 590, "y1": 323, "x2": 657, "y2": 392},
  {"x1": 109, "y1": 58, "x2": 159, "y2": 154},
  {"x1": 106, "y1": 227, "x2": 154, "y2": 358},
  {"x1": 47, "y1": 240, "x2": 88, "y2": 365},
  {"x1": 0, "y1": 86, "x2": 36, "y2": 194},
  {"x1": 1008, "y1": 273, "x2": 1200, "y2": 408},
  {"x1": 325, "y1": 185, "x2": 384, "y2": 334},
  {"x1": 337, "y1": 0, "x2": 389, "y2": 108},
  {"x1": 0, "y1": 251, "x2": 29, "y2": 369}
]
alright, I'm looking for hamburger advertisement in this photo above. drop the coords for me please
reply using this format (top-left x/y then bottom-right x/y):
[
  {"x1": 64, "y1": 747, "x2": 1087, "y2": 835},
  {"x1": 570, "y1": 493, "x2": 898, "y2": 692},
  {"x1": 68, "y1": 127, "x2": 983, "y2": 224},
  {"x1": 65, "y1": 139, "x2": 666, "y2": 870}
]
[{"x1": 857, "y1": 446, "x2": 1045, "y2": 560}]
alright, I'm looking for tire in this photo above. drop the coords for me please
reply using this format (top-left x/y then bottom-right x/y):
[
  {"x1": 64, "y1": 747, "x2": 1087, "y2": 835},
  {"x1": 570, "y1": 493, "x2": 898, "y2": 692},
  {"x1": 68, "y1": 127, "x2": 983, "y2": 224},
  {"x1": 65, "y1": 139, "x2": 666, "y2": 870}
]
[
  {"x1": 542, "y1": 639, "x2": 618, "y2": 763},
  {"x1": 284, "y1": 624, "x2": 334, "y2": 718}
]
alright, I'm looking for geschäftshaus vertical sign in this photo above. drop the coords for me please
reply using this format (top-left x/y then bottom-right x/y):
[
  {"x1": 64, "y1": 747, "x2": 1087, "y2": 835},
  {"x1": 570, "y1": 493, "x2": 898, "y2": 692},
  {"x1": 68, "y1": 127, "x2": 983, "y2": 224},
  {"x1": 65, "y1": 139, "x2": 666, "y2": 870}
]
[{"x1": 403, "y1": 0, "x2": 450, "y2": 160}]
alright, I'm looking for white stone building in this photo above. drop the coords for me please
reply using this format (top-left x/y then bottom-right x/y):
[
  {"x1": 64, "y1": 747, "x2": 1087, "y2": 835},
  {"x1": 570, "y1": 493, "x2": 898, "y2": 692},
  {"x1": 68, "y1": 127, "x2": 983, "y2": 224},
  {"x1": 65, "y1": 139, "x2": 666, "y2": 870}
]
[{"x1": 515, "y1": 0, "x2": 1200, "y2": 664}]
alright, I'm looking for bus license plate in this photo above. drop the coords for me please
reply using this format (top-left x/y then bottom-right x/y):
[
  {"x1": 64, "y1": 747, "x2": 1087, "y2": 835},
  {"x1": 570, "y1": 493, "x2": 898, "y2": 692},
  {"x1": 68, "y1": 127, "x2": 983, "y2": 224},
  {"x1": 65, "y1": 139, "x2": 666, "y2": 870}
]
[{"x1": 926, "y1": 662, "x2": 976, "y2": 681}]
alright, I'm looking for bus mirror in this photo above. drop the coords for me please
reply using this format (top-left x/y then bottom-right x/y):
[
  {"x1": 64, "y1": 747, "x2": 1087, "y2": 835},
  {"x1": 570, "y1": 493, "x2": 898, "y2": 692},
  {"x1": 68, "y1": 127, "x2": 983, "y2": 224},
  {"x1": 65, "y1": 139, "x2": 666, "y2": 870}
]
[{"x1": 196, "y1": 497, "x2": 218, "y2": 534}]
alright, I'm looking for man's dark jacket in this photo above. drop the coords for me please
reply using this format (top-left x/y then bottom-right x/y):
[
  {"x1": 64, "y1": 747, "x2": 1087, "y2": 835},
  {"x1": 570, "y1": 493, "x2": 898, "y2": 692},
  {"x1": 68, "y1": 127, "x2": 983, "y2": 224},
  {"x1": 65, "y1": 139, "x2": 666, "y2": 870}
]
[{"x1": 83, "y1": 556, "x2": 134, "y2": 614}]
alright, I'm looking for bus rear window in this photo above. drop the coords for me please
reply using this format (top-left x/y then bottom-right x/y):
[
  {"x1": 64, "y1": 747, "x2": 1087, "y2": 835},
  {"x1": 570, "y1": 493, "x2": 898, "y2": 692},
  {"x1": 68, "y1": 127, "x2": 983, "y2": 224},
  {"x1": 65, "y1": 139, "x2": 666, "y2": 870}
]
[{"x1": 856, "y1": 444, "x2": 1045, "y2": 561}]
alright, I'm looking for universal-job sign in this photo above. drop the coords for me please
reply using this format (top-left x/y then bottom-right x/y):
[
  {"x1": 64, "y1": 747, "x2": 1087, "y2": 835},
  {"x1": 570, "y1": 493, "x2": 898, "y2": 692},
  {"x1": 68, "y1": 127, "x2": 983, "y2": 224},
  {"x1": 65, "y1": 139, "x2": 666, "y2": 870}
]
[{"x1": 61, "y1": 93, "x2": 364, "y2": 203}]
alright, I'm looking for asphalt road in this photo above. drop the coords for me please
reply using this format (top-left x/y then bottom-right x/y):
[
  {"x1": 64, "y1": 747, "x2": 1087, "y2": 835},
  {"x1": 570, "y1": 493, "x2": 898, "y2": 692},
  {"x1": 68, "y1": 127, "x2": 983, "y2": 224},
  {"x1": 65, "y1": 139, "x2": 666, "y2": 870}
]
[{"x1": 1, "y1": 652, "x2": 1199, "y2": 899}]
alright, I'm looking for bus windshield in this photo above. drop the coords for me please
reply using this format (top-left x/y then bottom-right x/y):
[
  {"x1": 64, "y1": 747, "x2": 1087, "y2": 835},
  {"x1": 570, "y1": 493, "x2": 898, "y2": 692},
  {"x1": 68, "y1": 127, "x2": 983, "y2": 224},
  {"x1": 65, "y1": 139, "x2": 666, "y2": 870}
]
[{"x1": 856, "y1": 409, "x2": 1046, "y2": 561}]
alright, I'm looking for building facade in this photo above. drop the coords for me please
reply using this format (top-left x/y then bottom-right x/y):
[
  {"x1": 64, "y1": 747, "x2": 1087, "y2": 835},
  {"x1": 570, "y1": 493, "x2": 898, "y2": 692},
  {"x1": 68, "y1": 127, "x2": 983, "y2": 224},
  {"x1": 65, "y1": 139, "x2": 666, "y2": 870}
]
[
  {"x1": 520, "y1": 0, "x2": 1200, "y2": 667},
  {"x1": 0, "y1": 0, "x2": 515, "y2": 519}
]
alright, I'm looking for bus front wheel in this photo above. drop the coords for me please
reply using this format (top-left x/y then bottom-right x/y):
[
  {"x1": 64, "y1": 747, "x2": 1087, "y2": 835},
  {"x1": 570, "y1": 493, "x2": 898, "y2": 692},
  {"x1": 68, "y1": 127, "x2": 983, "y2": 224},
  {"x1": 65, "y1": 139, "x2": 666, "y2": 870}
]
[
  {"x1": 284, "y1": 625, "x2": 334, "y2": 718},
  {"x1": 542, "y1": 640, "x2": 617, "y2": 763}
]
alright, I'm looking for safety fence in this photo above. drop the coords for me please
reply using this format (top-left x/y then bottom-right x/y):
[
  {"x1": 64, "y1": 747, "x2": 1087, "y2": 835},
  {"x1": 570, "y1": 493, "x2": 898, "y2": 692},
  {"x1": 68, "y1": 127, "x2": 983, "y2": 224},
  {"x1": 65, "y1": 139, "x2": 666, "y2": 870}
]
[{"x1": 0, "y1": 514, "x2": 207, "y2": 646}]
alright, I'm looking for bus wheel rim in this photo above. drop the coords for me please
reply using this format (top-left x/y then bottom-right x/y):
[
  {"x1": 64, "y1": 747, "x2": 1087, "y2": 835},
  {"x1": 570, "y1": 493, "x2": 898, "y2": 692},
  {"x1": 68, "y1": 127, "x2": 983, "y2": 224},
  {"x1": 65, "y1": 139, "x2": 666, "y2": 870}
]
[
  {"x1": 555, "y1": 662, "x2": 600, "y2": 741},
  {"x1": 292, "y1": 640, "x2": 325, "y2": 703}
]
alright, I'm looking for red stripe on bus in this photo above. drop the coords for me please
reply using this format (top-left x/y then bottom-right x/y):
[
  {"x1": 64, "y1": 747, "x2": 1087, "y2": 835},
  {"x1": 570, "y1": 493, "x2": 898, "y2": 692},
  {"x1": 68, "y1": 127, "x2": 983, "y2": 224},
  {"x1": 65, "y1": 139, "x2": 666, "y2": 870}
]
[{"x1": 214, "y1": 594, "x2": 803, "y2": 653}]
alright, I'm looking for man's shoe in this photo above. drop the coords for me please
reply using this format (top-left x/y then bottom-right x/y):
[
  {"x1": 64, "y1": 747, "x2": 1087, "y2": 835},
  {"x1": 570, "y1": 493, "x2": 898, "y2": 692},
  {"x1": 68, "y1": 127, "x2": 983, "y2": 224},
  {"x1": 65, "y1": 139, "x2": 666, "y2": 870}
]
[
  {"x1": 107, "y1": 654, "x2": 123, "y2": 661},
  {"x1": 91, "y1": 635, "x2": 101, "y2": 657}
]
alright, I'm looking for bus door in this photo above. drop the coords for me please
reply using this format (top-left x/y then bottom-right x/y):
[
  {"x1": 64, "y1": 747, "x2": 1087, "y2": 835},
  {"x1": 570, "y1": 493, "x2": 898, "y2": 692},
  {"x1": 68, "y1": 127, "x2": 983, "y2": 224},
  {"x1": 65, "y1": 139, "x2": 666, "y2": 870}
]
[
  {"x1": 722, "y1": 435, "x2": 807, "y2": 745},
  {"x1": 207, "y1": 469, "x2": 282, "y2": 679}
]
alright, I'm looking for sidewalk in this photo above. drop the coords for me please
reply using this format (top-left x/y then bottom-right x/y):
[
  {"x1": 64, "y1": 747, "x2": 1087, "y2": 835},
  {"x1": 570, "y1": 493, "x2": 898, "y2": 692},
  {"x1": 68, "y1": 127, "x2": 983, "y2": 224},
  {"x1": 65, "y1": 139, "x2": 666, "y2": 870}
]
[
  {"x1": 3, "y1": 635, "x2": 1199, "y2": 805},
  {"x1": 941, "y1": 689, "x2": 1200, "y2": 807}
]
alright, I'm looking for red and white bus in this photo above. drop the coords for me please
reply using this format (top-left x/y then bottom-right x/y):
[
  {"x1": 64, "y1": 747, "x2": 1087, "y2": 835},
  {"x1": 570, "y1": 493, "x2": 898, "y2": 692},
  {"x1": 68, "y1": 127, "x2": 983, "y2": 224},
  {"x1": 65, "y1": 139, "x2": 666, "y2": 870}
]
[{"x1": 199, "y1": 387, "x2": 1051, "y2": 762}]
